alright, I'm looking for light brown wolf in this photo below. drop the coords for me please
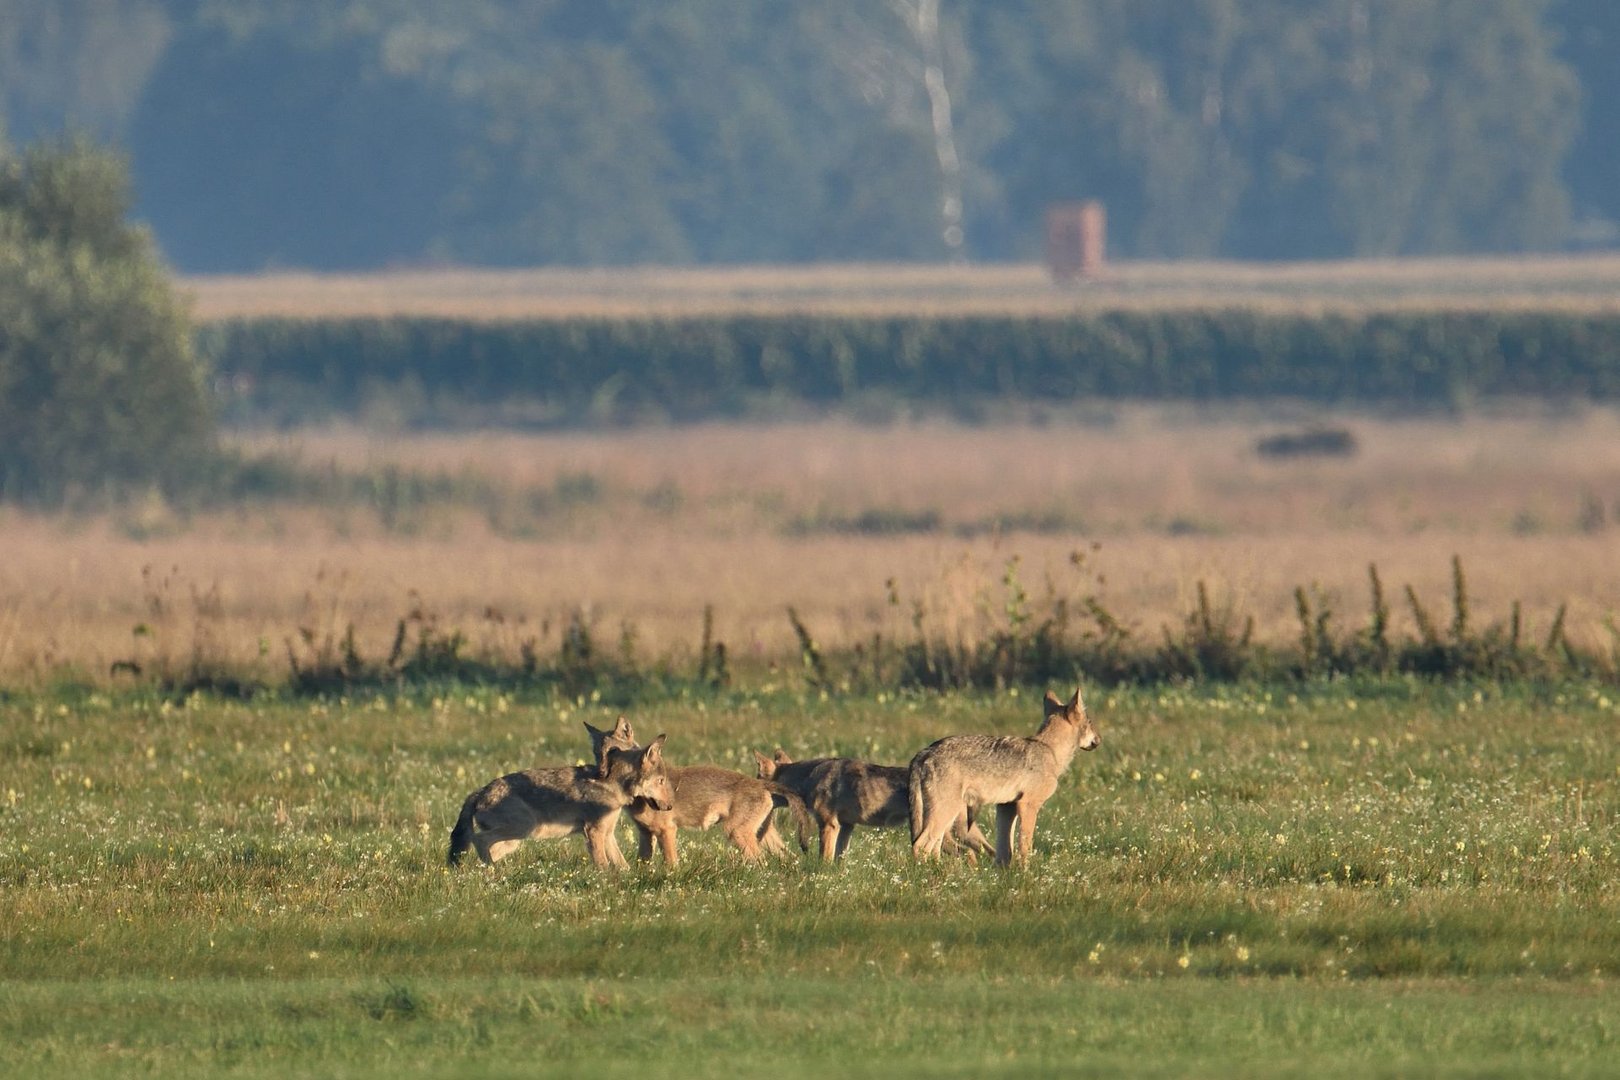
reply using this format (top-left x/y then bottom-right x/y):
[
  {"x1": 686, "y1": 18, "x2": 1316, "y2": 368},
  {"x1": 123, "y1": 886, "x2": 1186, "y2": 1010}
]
[
  {"x1": 446, "y1": 734, "x2": 673, "y2": 869},
  {"x1": 909, "y1": 687, "x2": 1100, "y2": 866},
  {"x1": 627, "y1": 762, "x2": 811, "y2": 868},
  {"x1": 585, "y1": 718, "x2": 808, "y2": 869},
  {"x1": 755, "y1": 749, "x2": 992, "y2": 861}
]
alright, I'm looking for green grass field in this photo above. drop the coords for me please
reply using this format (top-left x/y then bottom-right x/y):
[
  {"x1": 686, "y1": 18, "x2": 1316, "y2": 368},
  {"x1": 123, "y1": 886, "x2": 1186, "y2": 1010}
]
[{"x1": 4, "y1": 680, "x2": 1618, "y2": 1076}]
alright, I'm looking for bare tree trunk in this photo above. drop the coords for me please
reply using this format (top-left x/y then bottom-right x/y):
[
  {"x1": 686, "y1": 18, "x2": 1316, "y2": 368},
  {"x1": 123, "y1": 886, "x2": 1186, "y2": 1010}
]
[{"x1": 894, "y1": 0, "x2": 966, "y2": 261}]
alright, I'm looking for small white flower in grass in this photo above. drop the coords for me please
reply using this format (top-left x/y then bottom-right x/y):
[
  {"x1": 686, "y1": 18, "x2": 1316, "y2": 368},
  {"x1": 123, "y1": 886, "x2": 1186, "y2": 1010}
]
[
  {"x1": 1189, "y1": 769, "x2": 1201, "y2": 781},
  {"x1": 1235, "y1": 946, "x2": 1250, "y2": 962},
  {"x1": 1177, "y1": 954, "x2": 1190, "y2": 969}
]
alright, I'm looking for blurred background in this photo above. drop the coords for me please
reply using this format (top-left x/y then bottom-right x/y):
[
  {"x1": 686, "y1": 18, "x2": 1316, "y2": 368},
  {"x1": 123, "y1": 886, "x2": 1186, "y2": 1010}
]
[
  {"x1": 3, "y1": 0, "x2": 1616, "y2": 272},
  {"x1": 5, "y1": 1, "x2": 1620, "y2": 691}
]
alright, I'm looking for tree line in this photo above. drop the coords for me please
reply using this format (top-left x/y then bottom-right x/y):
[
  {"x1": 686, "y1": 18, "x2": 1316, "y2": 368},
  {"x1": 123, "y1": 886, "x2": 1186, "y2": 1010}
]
[{"x1": 2, "y1": 0, "x2": 1615, "y2": 271}]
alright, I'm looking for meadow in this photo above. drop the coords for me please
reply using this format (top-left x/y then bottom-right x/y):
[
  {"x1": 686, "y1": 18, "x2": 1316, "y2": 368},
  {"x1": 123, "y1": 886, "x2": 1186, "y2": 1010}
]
[{"x1": 3, "y1": 681, "x2": 1618, "y2": 1076}]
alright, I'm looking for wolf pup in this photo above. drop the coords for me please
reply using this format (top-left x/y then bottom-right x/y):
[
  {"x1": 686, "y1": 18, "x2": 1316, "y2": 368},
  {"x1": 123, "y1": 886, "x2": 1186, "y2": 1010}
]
[
  {"x1": 909, "y1": 687, "x2": 1099, "y2": 866},
  {"x1": 757, "y1": 750, "x2": 991, "y2": 861},
  {"x1": 447, "y1": 734, "x2": 673, "y2": 869},
  {"x1": 584, "y1": 719, "x2": 809, "y2": 869},
  {"x1": 628, "y1": 762, "x2": 810, "y2": 867}
]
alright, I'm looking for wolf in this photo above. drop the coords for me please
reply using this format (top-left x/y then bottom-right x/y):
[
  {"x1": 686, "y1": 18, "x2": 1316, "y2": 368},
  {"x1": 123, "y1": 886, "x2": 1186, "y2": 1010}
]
[
  {"x1": 446, "y1": 734, "x2": 673, "y2": 869},
  {"x1": 584, "y1": 717, "x2": 809, "y2": 869},
  {"x1": 757, "y1": 749, "x2": 992, "y2": 861},
  {"x1": 584, "y1": 716, "x2": 638, "y2": 761},
  {"x1": 909, "y1": 687, "x2": 1100, "y2": 866},
  {"x1": 626, "y1": 761, "x2": 812, "y2": 868}
]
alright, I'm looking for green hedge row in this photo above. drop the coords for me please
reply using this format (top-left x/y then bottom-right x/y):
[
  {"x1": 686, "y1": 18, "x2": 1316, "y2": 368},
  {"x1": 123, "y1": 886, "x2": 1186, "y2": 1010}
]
[{"x1": 196, "y1": 310, "x2": 1620, "y2": 424}]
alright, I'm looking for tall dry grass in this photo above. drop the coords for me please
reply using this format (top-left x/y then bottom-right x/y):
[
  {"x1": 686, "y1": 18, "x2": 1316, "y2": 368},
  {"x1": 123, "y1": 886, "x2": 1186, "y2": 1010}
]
[{"x1": 5, "y1": 406, "x2": 1620, "y2": 684}]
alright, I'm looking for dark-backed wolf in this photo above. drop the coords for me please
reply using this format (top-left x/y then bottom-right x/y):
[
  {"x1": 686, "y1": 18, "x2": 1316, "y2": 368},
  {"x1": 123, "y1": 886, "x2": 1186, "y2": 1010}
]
[
  {"x1": 757, "y1": 750, "x2": 991, "y2": 861},
  {"x1": 447, "y1": 735, "x2": 673, "y2": 869}
]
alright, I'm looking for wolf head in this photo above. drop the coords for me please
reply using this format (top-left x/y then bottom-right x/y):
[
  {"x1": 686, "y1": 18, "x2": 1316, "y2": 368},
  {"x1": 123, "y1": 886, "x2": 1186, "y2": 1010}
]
[
  {"x1": 603, "y1": 734, "x2": 674, "y2": 811},
  {"x1": 752, "y1": 748, "x2": 790, "y2": 780},
  {"x1": 1043, "y1": 687, "x2": 1100, "y2": 751},
  {"x1": 585, "y1": 716, "x2": 638, "y2": 765}
]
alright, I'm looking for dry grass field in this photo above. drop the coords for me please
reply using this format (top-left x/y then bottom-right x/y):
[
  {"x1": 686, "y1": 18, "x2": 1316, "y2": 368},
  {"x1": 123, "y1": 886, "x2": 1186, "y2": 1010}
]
[
  {"x1": 181, "y1": 255, "x2": 1620, "y2": 321},
  {"x1": 5, "y1": 405, "x2": 1620, "y2": 685}
]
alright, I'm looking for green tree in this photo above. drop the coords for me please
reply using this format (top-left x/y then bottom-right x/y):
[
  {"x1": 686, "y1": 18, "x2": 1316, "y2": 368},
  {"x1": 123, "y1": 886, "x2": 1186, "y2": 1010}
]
[
  {"x1": 0, "y1": 138, "x2": 213, "y2": 503},
  {"x1": 1550, "y1": 0, "x2": 1620, "y2": 244}
]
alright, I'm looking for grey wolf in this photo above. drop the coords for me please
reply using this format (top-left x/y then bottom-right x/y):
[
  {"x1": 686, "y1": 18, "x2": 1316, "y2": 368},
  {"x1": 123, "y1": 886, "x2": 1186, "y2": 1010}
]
[
  {"x1": 757, "y1": 749, "x2": 991, "y2": 861},
  {"x1": 909, "y1": 687, "x2": 1099, "y2": 866},
  {"x1": 446, "y1": 734, "x2": 673, "y2": 869},
  {"x1": 585, "y1": 717, "x2": 809, "y2": 869},
  {"x1": 627, "y1": 761, "x2": 810, "y2": 867}
]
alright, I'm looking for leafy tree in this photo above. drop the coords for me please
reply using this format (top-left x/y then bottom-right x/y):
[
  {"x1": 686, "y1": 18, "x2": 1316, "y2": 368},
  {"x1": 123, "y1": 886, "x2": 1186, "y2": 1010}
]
[
  {"x1": 2, "y1": 0, "x2": 1598, "y2": 266},
  {"x1": 0, "y1": 138, "x2": 212, "y2": 502},
  {"x1": 1551, "y1": 0, "x2": 1620, "y2": 242}
]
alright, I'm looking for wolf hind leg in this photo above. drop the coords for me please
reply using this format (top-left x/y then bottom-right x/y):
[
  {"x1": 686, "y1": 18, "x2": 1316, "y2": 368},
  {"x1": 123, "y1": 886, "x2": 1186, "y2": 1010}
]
[
  {"x1": 759, "y1": 820, "x2": 791, "y2": 858},
  {"x1": 911, "y1": 793, "x2": 963, "y2": 859},
  {"x1": 480, "y1": 837, "x2": 520, "y2": 863},
  {"x1": 993, "y1": 803, "x2": 1019, "y2": 867}
]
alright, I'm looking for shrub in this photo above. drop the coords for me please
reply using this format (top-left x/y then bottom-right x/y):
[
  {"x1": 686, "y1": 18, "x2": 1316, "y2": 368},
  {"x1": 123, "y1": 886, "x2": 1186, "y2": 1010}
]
[{"x1": 0, "y1": 139, "x2": 213, "y2": 503}]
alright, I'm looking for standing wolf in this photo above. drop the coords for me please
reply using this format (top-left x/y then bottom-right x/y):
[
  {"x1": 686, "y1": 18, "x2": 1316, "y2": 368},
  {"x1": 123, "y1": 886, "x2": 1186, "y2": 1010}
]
[
  {"x1": 446, "y1": 734, "x2": 673, "y2": 869},
  {"x1": 909, "y1": 687, "x2": 1100, "y2": 866},
  {"x1": 755, "y1": 750, "x2": 992, "y2": 862},
  {"x1": 627, "y1": 761, "x2": 810, "y2": 868}
]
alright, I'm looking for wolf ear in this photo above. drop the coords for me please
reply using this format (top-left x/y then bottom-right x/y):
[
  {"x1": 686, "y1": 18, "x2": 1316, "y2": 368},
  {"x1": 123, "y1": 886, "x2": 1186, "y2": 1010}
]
[
  {"x1": 613, "y1": 715, "x2": 635, "y2": 741},
  {"x1": 645, "y1": 734, "x2": 667, "y2": 766},
  {"x1": 1067, "y1": 687, "x2": 1085, "y2": 715},
  {"x1": 584, "y1": 721, "x2": 609, "y2": 763},
  {"x1": 1043, "y1": 690, "x2": 1067, "y2": 717},
  {"x1": 774, "y1": 748, "x2": 792, "y2": 764},
  {"x1": 752, "y1": 749, "x2": 775, "y2": 777}
]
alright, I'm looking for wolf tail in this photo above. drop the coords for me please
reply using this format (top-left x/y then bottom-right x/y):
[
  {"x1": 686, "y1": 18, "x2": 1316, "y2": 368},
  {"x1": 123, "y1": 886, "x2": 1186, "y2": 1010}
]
[
  {"x1": 908, "y1": 759, "x2": 926, "y2": 846},
  {"x1": 446, "y1": 789, "x2": 481, "y2": 867},
  {"x1": 766, "y1": 783, "x2": 815, "y2": 853}
]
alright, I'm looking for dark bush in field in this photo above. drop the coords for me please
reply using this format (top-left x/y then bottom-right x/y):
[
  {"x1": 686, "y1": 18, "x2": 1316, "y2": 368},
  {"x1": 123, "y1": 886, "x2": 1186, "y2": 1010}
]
[{"x1": 1256, "y1": 427, "x2": 1358, "y2": 459}]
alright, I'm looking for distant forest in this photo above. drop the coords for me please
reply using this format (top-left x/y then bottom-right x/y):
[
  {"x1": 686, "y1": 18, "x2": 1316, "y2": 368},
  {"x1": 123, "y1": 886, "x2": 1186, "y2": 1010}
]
[{"x1": 2, "y1": 0, "x2": 1616, "y2": 272}]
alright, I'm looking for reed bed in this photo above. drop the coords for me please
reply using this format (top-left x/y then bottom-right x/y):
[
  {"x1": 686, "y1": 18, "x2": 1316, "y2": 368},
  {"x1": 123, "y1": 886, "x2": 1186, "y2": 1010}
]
[{"x1": 5, "y1": 408, "x2": 1620, "y2": 687}]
